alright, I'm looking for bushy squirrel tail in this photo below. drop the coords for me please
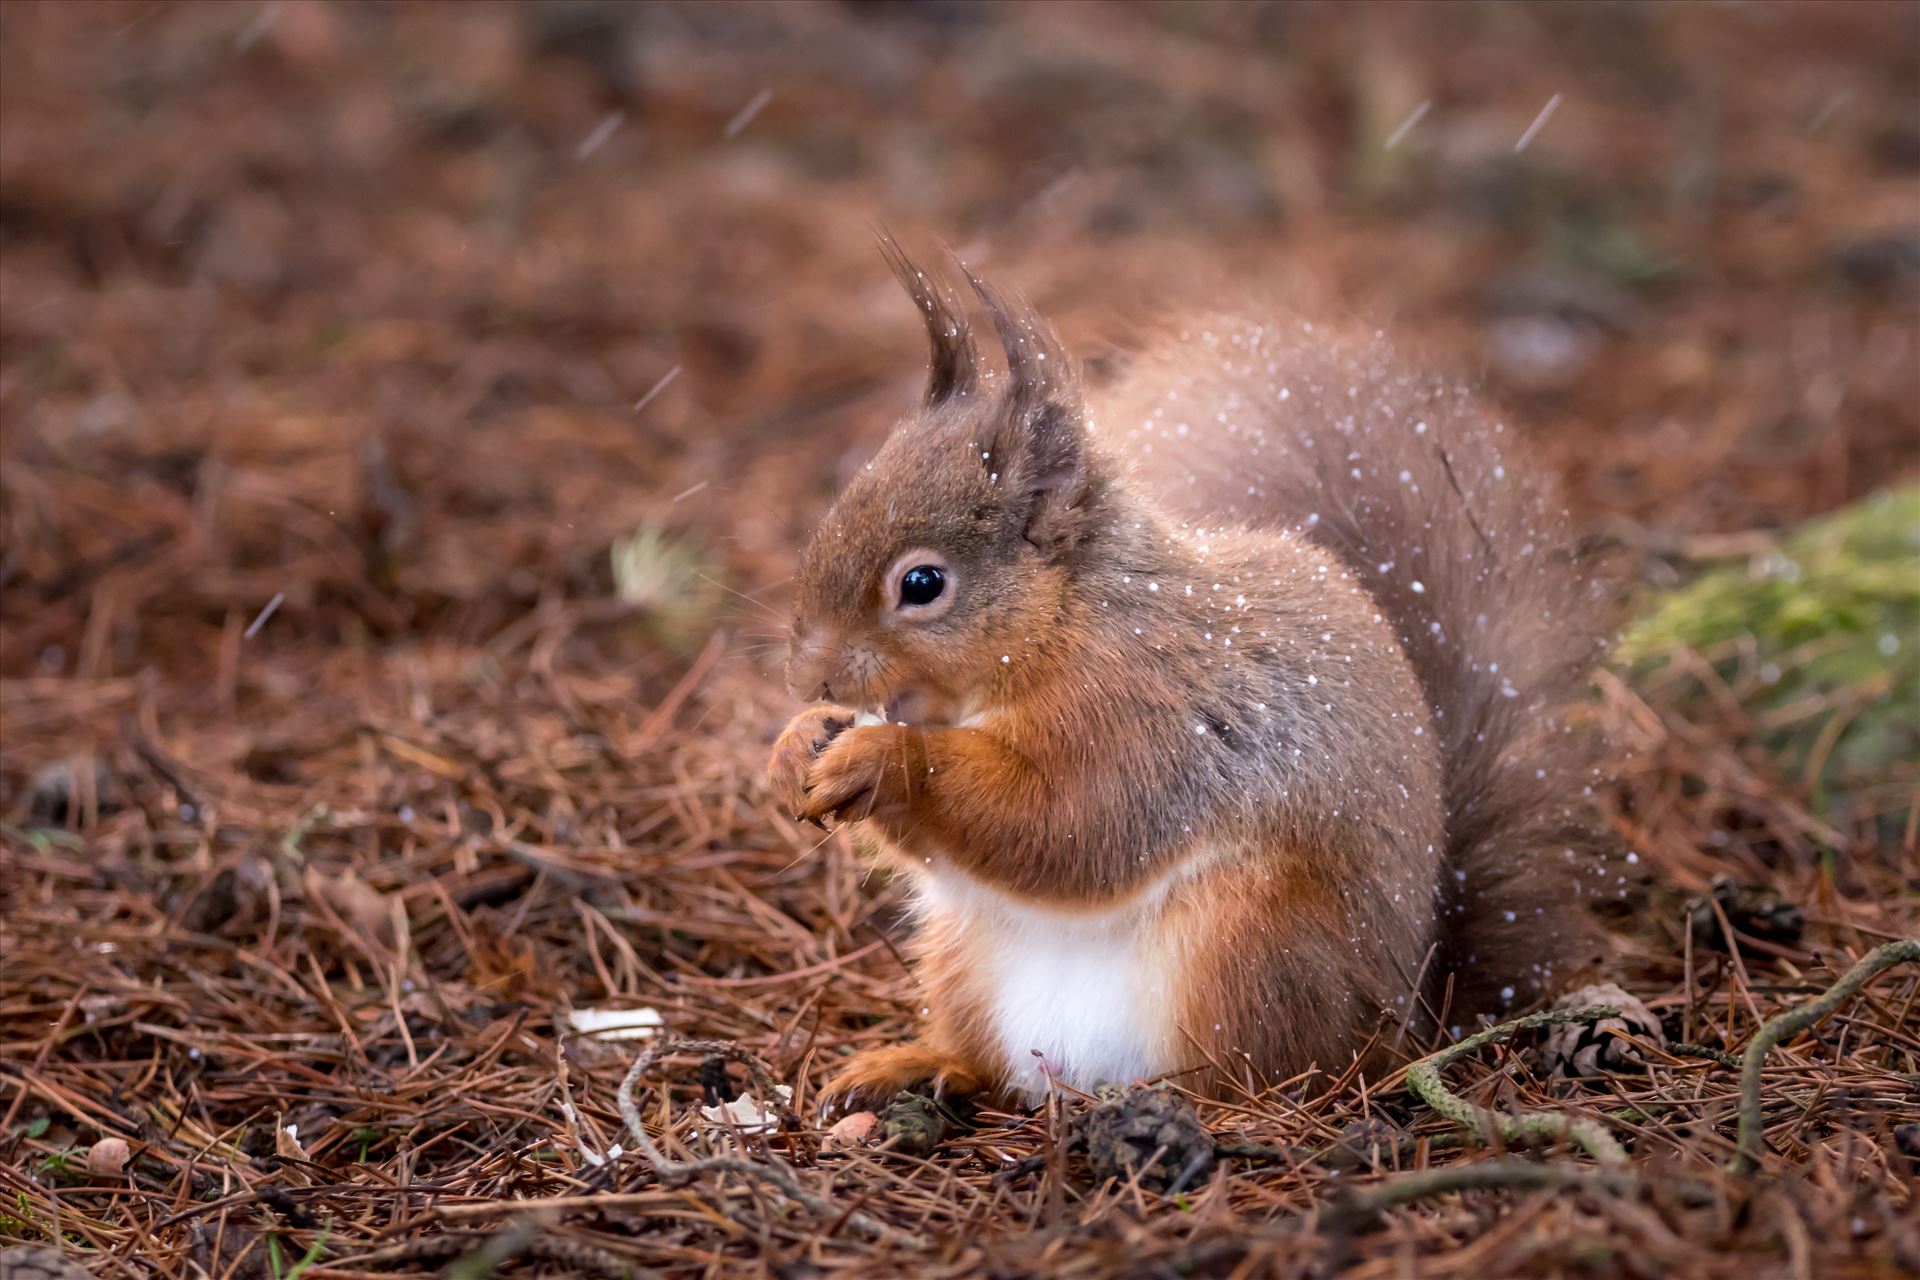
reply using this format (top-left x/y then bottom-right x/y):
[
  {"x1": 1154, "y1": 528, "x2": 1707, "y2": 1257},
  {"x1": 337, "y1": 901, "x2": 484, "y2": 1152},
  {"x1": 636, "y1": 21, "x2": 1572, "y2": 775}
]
[
  {"x1": 1285, "y1": 351, "x2": 1618, "y2": 1024},
  {"x1": 1123, "y1": 326, "x2": 1621, "y2": 1025}
]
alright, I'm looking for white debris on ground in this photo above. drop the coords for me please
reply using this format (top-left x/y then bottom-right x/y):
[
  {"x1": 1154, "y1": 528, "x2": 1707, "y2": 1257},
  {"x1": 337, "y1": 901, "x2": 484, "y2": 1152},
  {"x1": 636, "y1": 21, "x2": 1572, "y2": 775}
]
[
  {"x1": 565, "y1": 1006, "x2": 665, "y2": 1040},
  {"x1": 700, "y1": 1085, "x2": 793, "y2": 1135}
]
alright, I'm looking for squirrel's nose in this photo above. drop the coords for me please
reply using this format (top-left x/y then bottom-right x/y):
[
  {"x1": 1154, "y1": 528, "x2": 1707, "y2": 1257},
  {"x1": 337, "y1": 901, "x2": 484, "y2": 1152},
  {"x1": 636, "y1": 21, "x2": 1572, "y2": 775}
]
[{"x1": 786, "y1": 630, "x2": 837, "y2": 702}]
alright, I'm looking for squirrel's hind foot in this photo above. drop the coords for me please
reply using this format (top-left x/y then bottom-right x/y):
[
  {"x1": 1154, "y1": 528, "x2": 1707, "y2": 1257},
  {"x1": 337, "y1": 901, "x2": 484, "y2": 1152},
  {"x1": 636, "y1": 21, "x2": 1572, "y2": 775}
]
[{"x1": 820, "y1": 1043, "x2": 986, "y2": 1114}]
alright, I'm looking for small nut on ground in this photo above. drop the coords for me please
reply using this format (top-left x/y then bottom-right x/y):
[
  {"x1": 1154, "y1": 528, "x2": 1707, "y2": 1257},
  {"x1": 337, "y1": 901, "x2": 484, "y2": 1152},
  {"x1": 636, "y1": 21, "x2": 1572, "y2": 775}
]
[
  {"x1": 826, "y1": 1110, "x2": 879, "y2": 1148},
  {"x1": 86, "y1": 1137, "x2": 131, "y2": 1178}
]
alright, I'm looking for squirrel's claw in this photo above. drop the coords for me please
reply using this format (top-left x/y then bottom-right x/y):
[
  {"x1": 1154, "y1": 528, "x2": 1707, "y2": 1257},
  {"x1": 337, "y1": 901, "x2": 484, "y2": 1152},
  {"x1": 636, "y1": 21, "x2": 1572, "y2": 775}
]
[{"x1": 796, "y1": 776, "x2": 875, "y2": 827}]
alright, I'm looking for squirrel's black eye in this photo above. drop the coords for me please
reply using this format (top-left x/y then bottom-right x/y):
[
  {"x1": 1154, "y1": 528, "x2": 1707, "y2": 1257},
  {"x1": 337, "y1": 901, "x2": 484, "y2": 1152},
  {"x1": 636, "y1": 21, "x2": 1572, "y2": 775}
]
[{"x1": 899, "y1": 564, "x2": 945, "y2": 607}]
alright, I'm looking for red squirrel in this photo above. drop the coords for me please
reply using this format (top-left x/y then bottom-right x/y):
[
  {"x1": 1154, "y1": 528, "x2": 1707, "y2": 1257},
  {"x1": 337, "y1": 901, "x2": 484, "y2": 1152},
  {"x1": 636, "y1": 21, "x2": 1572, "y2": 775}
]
[{"x1": 767, "y1": 245, "x2": 1616, "y2": 1105}]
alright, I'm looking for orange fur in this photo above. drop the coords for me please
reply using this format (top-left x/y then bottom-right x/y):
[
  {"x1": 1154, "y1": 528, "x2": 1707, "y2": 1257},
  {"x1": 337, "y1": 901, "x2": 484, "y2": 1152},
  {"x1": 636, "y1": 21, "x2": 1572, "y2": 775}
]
[
  {"x1": 823, "y1": 896, "x2": 997, "y2": 1108},
  {"x1": 1159, "y1": 857, "x2": 1387, "y2": 1093},
  {"x1": 771, "y1": 249, "x2": 1615, "y2": 1105},
  {"x1": 821, "y1": 1043, "x2": 985, "y2": 1109},
  {"x1": 767, "y1": 705, "x2": 856, "y2": 822}
]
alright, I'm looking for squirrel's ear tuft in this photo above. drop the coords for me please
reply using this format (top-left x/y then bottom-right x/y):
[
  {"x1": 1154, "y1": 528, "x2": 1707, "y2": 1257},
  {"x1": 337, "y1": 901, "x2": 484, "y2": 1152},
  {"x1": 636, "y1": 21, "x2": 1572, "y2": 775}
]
[
  {"x1": 961, "y1": 265, "x2": 1076, "y2": 421},
  {"x1": 880, "y1": 236, "x2": 977, "y2": 406},
  {"x1": 960, "y1": 268, "x2": 1090, "y2": 555}
]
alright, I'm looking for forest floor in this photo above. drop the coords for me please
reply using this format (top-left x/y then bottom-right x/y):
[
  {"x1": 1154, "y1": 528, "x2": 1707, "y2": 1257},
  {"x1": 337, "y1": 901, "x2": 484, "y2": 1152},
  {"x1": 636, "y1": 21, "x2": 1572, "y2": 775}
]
[{"x1": 2, "y1": 3, "x2": 1917, "y2": 1277}]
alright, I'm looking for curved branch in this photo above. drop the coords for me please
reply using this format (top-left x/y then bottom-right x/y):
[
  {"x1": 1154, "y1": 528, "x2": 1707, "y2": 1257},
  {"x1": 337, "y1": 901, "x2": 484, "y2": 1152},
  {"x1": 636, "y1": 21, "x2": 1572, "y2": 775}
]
[
  {"x1": 1327, "y1": 1156, "x2": 1633, "y2": 1233},
  {"x1": 1732, "y1": 938, "x2": 1919, "y2": 1174},
  {"x1": 1404, "y1": 1005, "x2": 1629, "y2": 1165}
]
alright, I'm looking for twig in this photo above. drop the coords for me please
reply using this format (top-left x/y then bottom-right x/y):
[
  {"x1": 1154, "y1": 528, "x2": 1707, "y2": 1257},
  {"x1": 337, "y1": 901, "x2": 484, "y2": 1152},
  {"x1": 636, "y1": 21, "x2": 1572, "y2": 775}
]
[
  {"x1": 1732, "y1": 939, "x2": 1920, "y2": 1173},
  {"x1": 1404, "y1": 1006, "x2": 1629, "y2": 1165},
  {"x1": 619, "y1": 1037, "x2": 927, "y2": 1250},
  {"x1": 992, "y1": 1129, "x2": 1087, "y2": 1183},
  {"x1": 1327, "y1": 1156, "x2": 1632, "y2": 1233},
  {"x1": 1317, "y1": 1156, "x2": 1639, "y2": 1277},
  {"x1": 1668, "y1": 1041, "x2": 1742, "y2": 1068}
]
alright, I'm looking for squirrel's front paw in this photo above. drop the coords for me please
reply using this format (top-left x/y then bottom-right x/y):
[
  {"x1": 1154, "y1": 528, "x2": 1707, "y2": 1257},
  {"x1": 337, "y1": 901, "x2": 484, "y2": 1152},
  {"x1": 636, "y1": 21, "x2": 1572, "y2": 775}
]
[
  {"x1": 768, "y1": 705, "x2": 857, "y2": 823},
  {"x1": 798, "y1": 724, "x2": 912, "y2": 827}
]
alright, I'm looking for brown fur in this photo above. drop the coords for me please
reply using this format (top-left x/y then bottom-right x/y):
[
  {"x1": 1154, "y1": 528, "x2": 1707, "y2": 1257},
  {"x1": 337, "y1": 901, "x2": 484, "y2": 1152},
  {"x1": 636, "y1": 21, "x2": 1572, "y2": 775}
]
[{"x1": 769, "y1": 250, "x2": 1615, "y2": 1104}]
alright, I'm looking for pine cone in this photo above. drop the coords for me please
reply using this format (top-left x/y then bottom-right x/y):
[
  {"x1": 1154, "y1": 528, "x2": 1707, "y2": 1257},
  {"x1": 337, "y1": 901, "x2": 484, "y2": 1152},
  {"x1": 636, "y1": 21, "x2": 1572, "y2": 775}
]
[
  {"x1": 1542, "y1": 982, "x2": 1666, "y2": 1079},
  {"x1": 1689, "y1": 876, "x2": 1805, "y2": 952},
  {"x1": 1082, "y1": 1085, "x2": 1214, "y2": 1191}
]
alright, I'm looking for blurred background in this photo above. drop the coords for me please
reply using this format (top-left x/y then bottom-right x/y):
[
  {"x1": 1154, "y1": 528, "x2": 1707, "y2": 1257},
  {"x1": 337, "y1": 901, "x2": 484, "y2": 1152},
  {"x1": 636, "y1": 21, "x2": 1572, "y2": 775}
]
[
  {"x1": 1, "y1": 1, "x2": 1917, "y2": 1267},
  {"x1": 5, "y1": 0, "x2": 1915, "y2": 847}
]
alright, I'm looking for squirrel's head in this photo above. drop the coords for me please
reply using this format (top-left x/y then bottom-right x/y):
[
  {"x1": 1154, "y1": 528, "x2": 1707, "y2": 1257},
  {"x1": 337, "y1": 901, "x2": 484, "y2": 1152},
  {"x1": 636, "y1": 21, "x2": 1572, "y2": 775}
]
[{"x1": 786, "y1": 247, "x2": 1104, "y2": 722}]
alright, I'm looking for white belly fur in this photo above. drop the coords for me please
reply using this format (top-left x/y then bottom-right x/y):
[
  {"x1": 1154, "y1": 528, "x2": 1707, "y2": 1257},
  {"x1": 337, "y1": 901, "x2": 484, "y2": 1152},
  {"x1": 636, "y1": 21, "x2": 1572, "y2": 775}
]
[{"x1": 911, "y1": 857, "x2": 1211, "y2": 1100}]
